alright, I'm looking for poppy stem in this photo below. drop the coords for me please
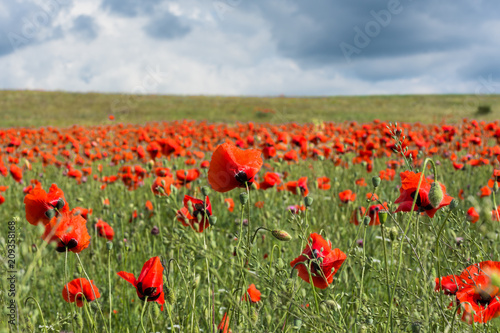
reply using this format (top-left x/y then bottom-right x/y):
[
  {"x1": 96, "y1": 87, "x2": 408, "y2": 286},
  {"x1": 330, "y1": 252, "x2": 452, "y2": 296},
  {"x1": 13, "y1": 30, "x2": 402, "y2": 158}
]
[
  {"x1": 75, "y1": 253, "x2": 110, "y2": 333},
  {"x1": 380, "y1": 224, "x2": 392, "y2": 322},
  {"x1": 24, "y1": 297, "x2": 48, "y2": 333},
  {"x1": 358, "y1": 223, "x2": 368, "y2": 314},
  {"x1": 250, "y1": 226, "x2": 271, "y2": 244},
  {"x1": 435, "y1": 209, "x2": 453, "y2": 295},
  {"x1": 108, "y1": 245, "x2": 112, "y2": 333},
  {"x1": 139, "y1": 296, "x2": 148, "y2": 333}
]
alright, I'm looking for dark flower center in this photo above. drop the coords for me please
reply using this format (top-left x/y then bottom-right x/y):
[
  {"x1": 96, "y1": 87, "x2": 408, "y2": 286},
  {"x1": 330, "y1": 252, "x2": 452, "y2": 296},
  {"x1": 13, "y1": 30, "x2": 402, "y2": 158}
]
[
  {"x1": 235, "y1": 171, "x2": 249, "y2": 184},
  {"x1": 410, "y1": 191, "x2": 434, "y2": 211},
  {"x1": 137, "y1": 282, "x2": 161, "y2": 301},
  {"x1": 476, "y1": 290, "x2": 492, "y2": 307},
  {"x1": 56, "y1": 238, "x2": 78, "y2": 252}
]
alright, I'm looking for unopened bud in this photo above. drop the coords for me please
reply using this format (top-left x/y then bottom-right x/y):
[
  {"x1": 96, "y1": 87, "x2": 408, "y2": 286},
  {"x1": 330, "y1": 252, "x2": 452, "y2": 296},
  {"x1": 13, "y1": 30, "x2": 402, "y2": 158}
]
[
  {"x1": 209, "y1": 216, "x2": 217, "y2": 226},
  {"x1": 449, "y1": 199, "x2": 459, "y2": 210},
  {"x1": 106, "y1": 241, "x2": 113, "y2": 250},
  {"x1": 271, "y1": 230, "x2": 292, "y2": 242},
  {"x1": 304, "y1": 196, "x2": 313, "y2": 207},
  {"x1": 165, "y1": 287, "x2": 176, "y2": 305},
  {"x1": 363, "y1": 216, "x2": 371, "y2": 226},
  {"x1": 239, "y1": 192, "x2": 248, "y2": 205},
  {"x1": 250, "y1": 308, "x2": 258, "y2": 324},
  {"x1": 201, "y1": 186, "x2": 211, "y2": 197},
  {"x1": 429, "y1": 182, "x2": 444, "y2": 208},
  {"x1": 372, "y1": 176, "x2": 381, "y2": 188},
  {"x1": 494, "y1": 181, "x2": 499, "y2": 193}
]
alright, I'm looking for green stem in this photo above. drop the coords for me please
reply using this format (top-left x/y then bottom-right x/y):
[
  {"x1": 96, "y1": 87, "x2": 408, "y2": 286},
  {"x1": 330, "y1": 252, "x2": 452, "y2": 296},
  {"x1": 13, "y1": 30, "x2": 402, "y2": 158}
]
[
  {"x1": 139, "y1": 297, "x2": 149, "y2": 333},
  {"x1": 435, "y1": 210, "x2": 453, "y2": 292},
  {"x1": 108, "y1": 248, "x2": 113, "y2": 333},
  {"x1": 25, "y1": 297, "x2": 48, "y2": 333}
]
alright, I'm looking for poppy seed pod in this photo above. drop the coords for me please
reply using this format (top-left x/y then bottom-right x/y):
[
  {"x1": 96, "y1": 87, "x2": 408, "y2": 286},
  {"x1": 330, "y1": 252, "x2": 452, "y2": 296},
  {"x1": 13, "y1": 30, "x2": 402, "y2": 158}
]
[
  {"x1": 378, "y1": 210, "x2": 388, "y2": 225},
  {"x1": 239, "y1": 192, "x2": 248, "y2": 205},
  {"x1": 304, "y1": 196, "x2": 313, "y2": 207},
  {"x1": 271, "y1": 230, "x2": 292, "y2": 242},
  {"x1": 372, "y1": 176, "x2": 381, "y2": 188},
  {"x1": 428, "y1": 182, "x2": 444, "y2": 208}
]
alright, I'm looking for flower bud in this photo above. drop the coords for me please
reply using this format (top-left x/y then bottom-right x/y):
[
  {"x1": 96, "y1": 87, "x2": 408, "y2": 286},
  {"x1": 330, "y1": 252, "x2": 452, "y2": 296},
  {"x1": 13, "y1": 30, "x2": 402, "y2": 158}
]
[
  {"x1": 428, "y1": 182, "x2": 444, "y2": 208},
  {"x1": 372, "y1": 176, "x2": 381, "y2": 188},
  {"x1": 151, "y1": 226, "x2": 160, "y2": 235},
  {"x1": 165, "y1": 287, "x2": 176, "y2": 305},
  {"x1": 239, "y1": 192, "x2": 248, "y2": 205},
  {"x1": 494, "y1": 181, "x2": 499, "y2": 193},
  {"x1": 304, "y1": 196, "x2": 313, "y2": 207},
  {"x1": 209, "y1": 216, "x2": 217, "y2": 226},
  {"x1": 106, "y1": 241, "x2": 113, "y2": 250},
  {"x1": 449, "y1": 199, "x2": 459, "y2": 210},
  {"x1": 201, "y1": 186, "x2": 211, "y2": 197},
  {"x1": 363, "y1": 216, "x2": 371, "y2": 226},
  {"x1": 378, "y1": 210, "x2": 388, "y2": 225},
  {"x1": 271, "y1": 230, "x2": 292, "y2": 242},
  {"x1": 250, "y1": 308, "x2": 259, "y2": 324},
  {"x1": 388, "y1": 227, "x2": 399, "y2": 242}
]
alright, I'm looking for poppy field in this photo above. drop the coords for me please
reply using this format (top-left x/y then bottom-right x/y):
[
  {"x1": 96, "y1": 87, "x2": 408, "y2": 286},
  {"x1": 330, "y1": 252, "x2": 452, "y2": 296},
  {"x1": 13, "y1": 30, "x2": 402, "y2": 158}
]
[{"x1": 1, "y1": 119, "x2": 500, "y2": 332}]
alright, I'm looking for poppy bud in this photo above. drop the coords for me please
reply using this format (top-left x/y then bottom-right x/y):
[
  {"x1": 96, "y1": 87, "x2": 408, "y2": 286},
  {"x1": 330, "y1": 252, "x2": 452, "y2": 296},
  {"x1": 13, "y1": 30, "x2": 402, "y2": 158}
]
[
  {"x1": 428, "y1": 182, "x2": 444, "y2": 208},
  {"x1": 246, "y1": 308, "x2": 257, "y2": 324},
  {"x1": 323, "y1": 299, "x2": 341, "y2": 311},
  {"x1": 209, "y1": 216, "x2": 217, "y2": 226},
  {"x1": 304, "y1": 196, "x2": 313, "y2": 207},
  {"x1": 276, "y1": 258, "x2": 285, "y2": 270},
  {"x1": 271, "y1": 230, "x2": 292, "y2": 242},
  {"x1": 389, "y1": 227, "x2": 399, "y2": 242},
  {"x1": 494, "y1": 181, "x2": 499, "y2": 193},
  {"x1": 165, "y1": 287, "x2": 176, "y2": 304},
  {"x1": 379, "y1": 210, "x2": 388, "y2": 225},
  {"x1": 363, "y1": 216, "x2": 371, "y2": 226},
  {"x1": 56, "y1": 198, "x2": 65, "y2": 210},
  {"x1": 449, "y1": 199, "x2": 459, "y2": 211},
  {"x1": 293, "y1": 318, "x2": 302, "y2": 329},
  {"x1": 106, "y1": 241, "x2": 113, "y2": 250},
  {"x1": 77, "y1": 265, "x2": 83, "y2": 274},
  {"x1": 372, "y1": 176, "x2": 381, "y2": 188},
  {"x1": 239, "y1": 192, "x2": 248, "y2": 205},
  {"x1": 45, "y1": 209, "x2": 56, "y2": 220},
  {"x1": 151, "y1": 226, "x2": 159, "y2": 235},
  {"x1": 201, "y1": 186, "x2": 211, "y2": 197}
]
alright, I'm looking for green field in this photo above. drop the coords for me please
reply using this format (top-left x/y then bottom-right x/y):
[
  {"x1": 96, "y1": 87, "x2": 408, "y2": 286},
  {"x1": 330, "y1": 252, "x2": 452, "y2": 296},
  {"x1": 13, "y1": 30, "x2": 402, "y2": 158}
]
[{"x1": 1, "y1": 90, "x2": 499, "y2": 127}]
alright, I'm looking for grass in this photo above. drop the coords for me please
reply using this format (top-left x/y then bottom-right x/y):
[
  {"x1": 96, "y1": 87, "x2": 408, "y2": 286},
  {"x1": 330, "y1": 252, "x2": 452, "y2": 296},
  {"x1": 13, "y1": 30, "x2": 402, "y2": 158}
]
[{"x1": 1, "y1": 90, "x2": 500, "y2": 127}]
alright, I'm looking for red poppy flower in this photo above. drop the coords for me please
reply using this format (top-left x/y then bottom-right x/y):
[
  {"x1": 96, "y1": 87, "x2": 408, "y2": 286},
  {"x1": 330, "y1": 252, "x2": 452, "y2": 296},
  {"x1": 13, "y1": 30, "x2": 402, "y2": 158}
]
[
  {"x1": 436, "y1": 261, "x2": 500, "y2": 323},
  {"x1": 339, "y1": 190, "x2": 356, "y2": 203},
  {"x1": 394, "y1": 171, "x2": 453, "y2": 218},
  {"x1": 117, "y1": 256, "x2": 165, "y2": 310},
  {"x1": 24, "y1": 184, "x2": 70, "y2": 226},
  {"x1": 72, "y1": 207, "x2": 92, "y2": 220},
  {"x1": 224, "y1": 198, "x2": 234, "y2": 212},
  {"x1": 492, "y1": 206, "x2": 500, "y2": 222},
  {"x1": 208, "y1": 143, "x2": 263, "y2": 192},
  {"x1": 0, "y1": 195, "x2": 5, "y2": 205},
  {"x1": 145, "y1": 200, "x2": 154, "y2": 217},
  {"x1": 316, "y1": 177, "x2": 331, "y2": 190},
  {"x1": 176, "y1": 168, "x2": 200, "y2": 184},
  {"x1": 259, "y1": 172, "x2": 281, "y2": 190},
  {"x1": 479, "y1": 186, "x2": 492, "y2": 198},
  {"x1": 218, "y1": 312, "x2": 232, "y2": 333},
  {"x1": 62, "y1": 278, "x2": 100, "y2": 307},
  {"x1": 42, "y1": 213, "x2": 91, "y2": 253},
  {"x1": 286, "y1": 177, "x2": 309, "y2": 197},
  {"x1": 151, "y1": 176, "x2": 174, "y2": 196},
  {"x1": 96, "y1": 220, "x2": 114, "y2": 241},
  {"x1": 290, "y1": 233, "x2": 346, "y2": 289},
  {"x1": 466, "y1": 207, "x2": 479, "y2": 223},
  {"x1": 243, "y1": 284, "x2": 261, "y2": 303},
  {"x1": 9, "y1": 164, "x2": 23, "y2": 183},
  {"x1": 350, "y1": 202, "x2": 389, "y2": 226},
  {"x1": 176, "y1": 195, "x2": 212, "y2": 233}
]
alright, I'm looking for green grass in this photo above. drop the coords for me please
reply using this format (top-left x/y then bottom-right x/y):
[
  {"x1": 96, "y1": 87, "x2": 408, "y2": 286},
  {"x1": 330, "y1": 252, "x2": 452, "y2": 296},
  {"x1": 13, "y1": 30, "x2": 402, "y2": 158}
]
[{"x1": 1, "y1": 90, "x2": 500, "y2": 127}]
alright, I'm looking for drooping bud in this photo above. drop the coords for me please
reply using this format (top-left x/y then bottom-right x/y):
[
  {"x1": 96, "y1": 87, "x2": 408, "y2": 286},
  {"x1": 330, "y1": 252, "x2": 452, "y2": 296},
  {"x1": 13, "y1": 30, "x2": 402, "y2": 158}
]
[
  {"x1": 449, "y1": 199, "x2": 459, "y2": 211},
  {"x1": 363, "y1": 216, "x2": 371, "y2": 226},
  {"x1": 378, "y1": 210, "x2": 388, "y2": 225},
  {"x1": 201, "y1": 186, "x2": 211, "y2": 197},
  {"x1": 209, "y1": 216, "x2": 217, "y2": 226},
  {"x1": 165, "y1": 287, "x2": 176, "y2": 305},
  {"x1": 44, "y1": 209, "x2": 56, "y2": 220},
  {"x1": 56, "y1": 198, "x2": 65, "y2": 210},
  {"x1": 239, "y1": 192, "x2": 248, "y2": 206},
  {"x1": 304, "y1": 196, "x2": 313, "y2": 207},
  {"x1": 271, "y1": 230, "x2": 292, "y2": 242},
  {"x1": 428, "y1": 182, "x2": 444, "y2": 208},
  {"x1": 372, "y1": 176, "x2": 381, "y2": 188}
]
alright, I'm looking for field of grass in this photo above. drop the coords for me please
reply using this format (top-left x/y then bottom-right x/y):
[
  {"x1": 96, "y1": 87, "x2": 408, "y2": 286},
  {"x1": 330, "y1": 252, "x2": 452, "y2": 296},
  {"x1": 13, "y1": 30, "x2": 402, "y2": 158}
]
[{"x1": 1, "y1": 90, "x2": 500, "y2": 127}]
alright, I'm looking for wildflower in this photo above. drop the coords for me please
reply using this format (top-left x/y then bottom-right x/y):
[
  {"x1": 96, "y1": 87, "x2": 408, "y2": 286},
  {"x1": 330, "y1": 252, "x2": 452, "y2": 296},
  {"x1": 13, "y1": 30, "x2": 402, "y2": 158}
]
[
  {"x1": 117, "y1": 256, "x2": 165, "y2": 310},
  {"x1": 24, "y1": 184, "x2": 69, "y2": 226},
  {"x1": 62, "y1": 278, "x2": 100, "y2": 307},
  {"x1": 96, "y1": 220, "x2": 114, "y2": 241},
  {"x1": 43, "y1": 213, "x2": 91, "y2": 253},
  {"x1": 290, "y1": 233, "x2": 346, "y2": 289}
]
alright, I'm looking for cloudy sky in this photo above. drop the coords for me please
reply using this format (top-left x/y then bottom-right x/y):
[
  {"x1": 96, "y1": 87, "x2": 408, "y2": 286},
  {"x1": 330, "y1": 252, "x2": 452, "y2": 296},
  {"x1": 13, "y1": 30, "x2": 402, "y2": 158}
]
[{"x1": 1, "y1": 0, "x2": 499, "y2": 96}]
